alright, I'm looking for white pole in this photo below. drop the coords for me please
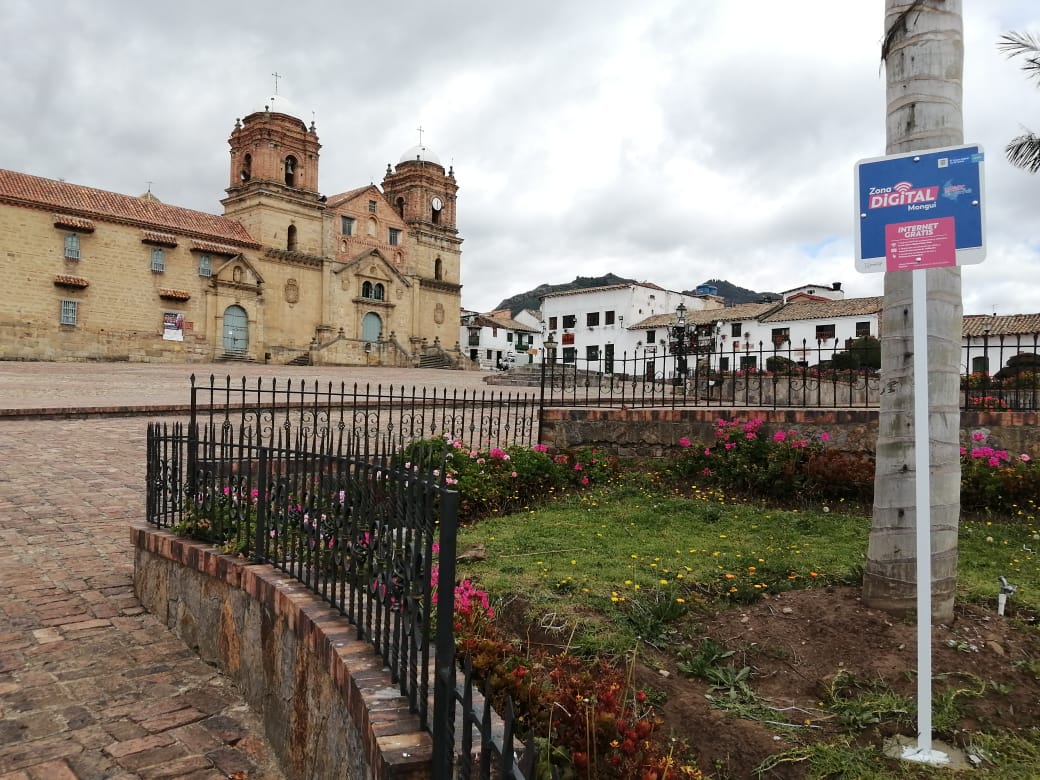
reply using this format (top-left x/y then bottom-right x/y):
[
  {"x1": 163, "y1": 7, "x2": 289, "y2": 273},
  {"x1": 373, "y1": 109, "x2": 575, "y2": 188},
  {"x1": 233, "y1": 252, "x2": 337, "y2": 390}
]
[
  {"x1": 903, "y1": 269, "x2": 947, "y2": 766},
  {"x1": 913, "y1": 269, "x2": 933, "y2": 756}
]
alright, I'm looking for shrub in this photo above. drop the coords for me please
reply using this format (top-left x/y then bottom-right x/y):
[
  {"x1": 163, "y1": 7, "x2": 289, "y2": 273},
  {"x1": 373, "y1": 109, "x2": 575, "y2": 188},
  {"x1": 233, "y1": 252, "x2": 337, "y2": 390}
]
[
  {"x1": 668, "y1": 419, "x2": 827, "y2": 501},
  {"x1": 961, "y1": 433, "x2": 1039, "y2": 513},
  {"x1": 966, "y1": 395, "x2": 1010, "y2": 411},
  {"x1": 394, "y1": 437, "x2": 616, "y2": 521}
]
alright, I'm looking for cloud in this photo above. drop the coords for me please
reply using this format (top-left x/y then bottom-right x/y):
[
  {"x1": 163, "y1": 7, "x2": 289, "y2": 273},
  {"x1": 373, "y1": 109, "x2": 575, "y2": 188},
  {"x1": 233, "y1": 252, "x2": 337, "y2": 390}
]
[{"x1": 1, "y1": 0, "x2": 1038, "y2": 317}]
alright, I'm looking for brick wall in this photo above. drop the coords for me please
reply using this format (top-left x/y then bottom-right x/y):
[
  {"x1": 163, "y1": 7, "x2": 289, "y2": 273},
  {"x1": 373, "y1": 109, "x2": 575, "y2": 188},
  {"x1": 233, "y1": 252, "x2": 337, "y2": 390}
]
[{"x1": 132, "y1": 526, "x2": 432, "y2": 780}]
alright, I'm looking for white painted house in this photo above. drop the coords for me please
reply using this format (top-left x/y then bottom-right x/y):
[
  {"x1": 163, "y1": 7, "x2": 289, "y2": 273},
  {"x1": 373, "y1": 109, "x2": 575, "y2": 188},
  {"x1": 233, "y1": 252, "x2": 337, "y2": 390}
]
[
  {"x1": 539, "y1": 282, "x2": 724, "y2": 370},
  {"x1": 460, "y1": 309, "x2": 540, "y2": 369}
]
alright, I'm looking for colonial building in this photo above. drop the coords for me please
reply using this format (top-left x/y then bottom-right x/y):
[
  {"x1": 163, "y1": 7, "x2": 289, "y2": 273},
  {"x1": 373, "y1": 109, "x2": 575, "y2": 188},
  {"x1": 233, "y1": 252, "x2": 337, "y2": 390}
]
[
  {"x1": 0, "y1": 96, "x2": 463, "y2": 365},
  {"x1": 460, "y1": 309, "x2": 540, "y2": 369}
]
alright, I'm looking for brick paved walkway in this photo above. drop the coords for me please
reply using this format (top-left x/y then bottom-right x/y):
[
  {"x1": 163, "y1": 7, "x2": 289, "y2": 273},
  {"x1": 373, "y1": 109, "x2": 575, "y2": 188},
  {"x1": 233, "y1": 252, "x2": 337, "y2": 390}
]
[
  {"x1": 0, "y1": 362, "x2": 536, "y2": 779},
  {"x1": 0, "y1": 414, "x2": 285, "y2": 779}
]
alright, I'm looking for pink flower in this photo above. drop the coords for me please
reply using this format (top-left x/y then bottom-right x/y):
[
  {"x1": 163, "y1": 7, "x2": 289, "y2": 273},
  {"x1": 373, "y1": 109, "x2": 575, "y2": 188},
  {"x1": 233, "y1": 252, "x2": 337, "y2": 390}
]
[
  {"x1": 581, "y1": 476, "x2": 589, "y2": 486},
  {"x1": 960, "y1": 447, "x2": 967, "y2": 456},
  {"x1": 773, "y1": 431, "x2": 787, "y2": 442},
  {"x1": 725, "y1": 442, "x2": 736, "y2": 450},
  {"x1": 704, "y1": 448, "x2": 712, "y2": 456},
  {"x1": 1021, "y1": 453, "x2": 1033, "y2": 463},
  {"x1": 533, "y1": 443, "x2": 548, "y2": 453},
  {"x1": 820, "y1": 432, "x2": 830, "y2": 442},
  {"x1": 511, "y1": 471, "x2": 518, "y2": 478},
  {"x1": 574, "y1": 463, "x2": 583, "y2": 471},
  {"x1": 679, "y1": 436, "x2": 691, "y2": 448},
  {"x1": 746, "y1": 432, "x2": 756, "y2": 439},
  {"x1": 972, "y1": 431, "x2": 986, "y2": 442},
  {"x1": 988, "y1": 457, "x2": 1000, "y2": 467}
]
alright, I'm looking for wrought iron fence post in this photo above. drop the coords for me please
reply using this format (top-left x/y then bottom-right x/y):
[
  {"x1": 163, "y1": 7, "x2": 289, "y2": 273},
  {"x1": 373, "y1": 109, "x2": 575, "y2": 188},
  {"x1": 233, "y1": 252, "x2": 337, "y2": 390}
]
[
  {"x1": 432, "y1": 488, "x2": 459, "y2": 777},
  {"x1": 187, "y1": 374, "x2": 199, "y2": 499},
  {"x1": 255, "y1": 445, "x2": 268, "y2": 562}
]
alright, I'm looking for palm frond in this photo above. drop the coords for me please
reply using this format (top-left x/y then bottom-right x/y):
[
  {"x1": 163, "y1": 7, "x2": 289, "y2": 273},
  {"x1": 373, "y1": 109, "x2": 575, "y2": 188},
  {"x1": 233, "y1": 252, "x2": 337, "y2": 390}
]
[
  {"x1": 1005, "y1": 131, "x2": 1040, "y2": 173},
  {"x1": 998, "y1": 31, "x2": 1040, "y2": 84}
]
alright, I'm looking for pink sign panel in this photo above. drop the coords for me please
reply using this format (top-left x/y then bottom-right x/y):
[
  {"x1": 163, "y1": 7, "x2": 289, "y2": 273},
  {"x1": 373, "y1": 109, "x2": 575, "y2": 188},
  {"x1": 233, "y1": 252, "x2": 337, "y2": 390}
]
[{"x1": 885, "y1": 216, "x2": 957, "y2": 272}]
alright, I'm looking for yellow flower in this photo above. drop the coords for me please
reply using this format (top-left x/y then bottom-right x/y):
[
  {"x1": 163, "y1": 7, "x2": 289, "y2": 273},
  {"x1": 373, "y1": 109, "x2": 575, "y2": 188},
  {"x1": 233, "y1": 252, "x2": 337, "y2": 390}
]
[{"x1": 675, "y1": 597, "x2": 685, "y2": 604}]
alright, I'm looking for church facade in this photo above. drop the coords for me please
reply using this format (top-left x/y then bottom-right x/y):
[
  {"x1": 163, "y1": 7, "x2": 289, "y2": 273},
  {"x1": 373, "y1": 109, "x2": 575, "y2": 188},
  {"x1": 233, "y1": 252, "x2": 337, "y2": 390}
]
[{"x1": 0, "y1": 99, "x2": 463, "y2": 366}]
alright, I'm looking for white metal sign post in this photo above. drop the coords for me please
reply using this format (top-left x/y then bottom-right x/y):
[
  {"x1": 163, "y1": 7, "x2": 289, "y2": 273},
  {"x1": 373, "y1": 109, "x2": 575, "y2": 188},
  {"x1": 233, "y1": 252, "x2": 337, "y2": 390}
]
[{"x1": 854, "y1": 144, "x2": 985, "y2": 764}]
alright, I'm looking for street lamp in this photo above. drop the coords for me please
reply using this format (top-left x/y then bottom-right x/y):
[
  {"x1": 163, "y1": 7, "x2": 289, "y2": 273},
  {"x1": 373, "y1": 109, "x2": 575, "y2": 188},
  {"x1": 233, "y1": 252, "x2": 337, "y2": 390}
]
[{"x1": 672, "y1": 302, "x2": 690, "y2": 385}]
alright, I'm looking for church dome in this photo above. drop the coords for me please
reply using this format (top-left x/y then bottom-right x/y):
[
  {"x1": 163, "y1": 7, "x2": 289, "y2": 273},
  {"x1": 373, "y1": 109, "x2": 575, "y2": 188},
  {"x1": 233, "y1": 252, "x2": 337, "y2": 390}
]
[
  {"x1": 259, "y1": 93, "x2": 296, "y2": 116},
  {"x1": 399, "y1": 144, "x2": 441, "y2": 165}
]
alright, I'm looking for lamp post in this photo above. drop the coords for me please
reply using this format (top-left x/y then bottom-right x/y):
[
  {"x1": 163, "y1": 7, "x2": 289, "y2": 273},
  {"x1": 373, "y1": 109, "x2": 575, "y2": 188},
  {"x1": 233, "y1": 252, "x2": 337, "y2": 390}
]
[{"x1": 672, "y1": 302, "x2": 689, "y2": 385}]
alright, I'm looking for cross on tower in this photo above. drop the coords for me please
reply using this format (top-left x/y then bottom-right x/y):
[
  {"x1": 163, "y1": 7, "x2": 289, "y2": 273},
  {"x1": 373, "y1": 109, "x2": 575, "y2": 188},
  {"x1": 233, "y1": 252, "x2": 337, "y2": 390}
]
[
  {"x1": 416, "y1": 125, "x2": 424, "y2": 145},
  {"x1": 272, "y1": 72, "x2": 282, "y2": 94}
]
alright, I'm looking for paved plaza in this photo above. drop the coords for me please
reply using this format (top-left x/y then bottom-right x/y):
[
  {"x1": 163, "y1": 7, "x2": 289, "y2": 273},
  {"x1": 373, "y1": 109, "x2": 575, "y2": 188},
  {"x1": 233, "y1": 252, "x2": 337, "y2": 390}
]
[{"x1": 0, "y1": 362, "x2": 532, "y2": 779}]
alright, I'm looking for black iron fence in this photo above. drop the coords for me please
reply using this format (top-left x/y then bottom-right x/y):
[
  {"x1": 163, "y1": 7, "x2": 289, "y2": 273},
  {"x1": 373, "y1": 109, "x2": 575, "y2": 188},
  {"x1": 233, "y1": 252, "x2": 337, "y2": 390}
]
[
  {"x1": 146, "y1": 380, "x2": 546, "y2": 779},
  {"x1": 539, "y1": 338, "x2": 1040, "y2": 411},
  {"x1": 187, "y1": 373, "x2": 538, "y2": 459}
]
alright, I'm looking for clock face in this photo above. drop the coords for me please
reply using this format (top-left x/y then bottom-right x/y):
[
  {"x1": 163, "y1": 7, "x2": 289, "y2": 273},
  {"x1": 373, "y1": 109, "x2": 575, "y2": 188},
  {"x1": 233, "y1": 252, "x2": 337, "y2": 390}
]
[{"x1": 432, "y1": 197, "x2": 443, "y2": 211}]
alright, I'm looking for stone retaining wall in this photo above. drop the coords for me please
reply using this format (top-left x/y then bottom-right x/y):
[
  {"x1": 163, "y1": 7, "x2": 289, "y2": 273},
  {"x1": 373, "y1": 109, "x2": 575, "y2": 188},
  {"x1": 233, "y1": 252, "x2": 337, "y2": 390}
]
[
  {"x1": 132, "y1": 525, "x2": 431, "y2": 780},
  {"x1": 539, "y1": 407, "x2": 1040, "y2": 458}
]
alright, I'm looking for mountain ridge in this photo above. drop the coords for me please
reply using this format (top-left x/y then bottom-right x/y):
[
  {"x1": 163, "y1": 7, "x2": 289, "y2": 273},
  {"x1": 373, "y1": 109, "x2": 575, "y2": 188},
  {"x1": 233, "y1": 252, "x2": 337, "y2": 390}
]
[{"x1": 492, "y1": 276, "x2": 778, "y2": 317}]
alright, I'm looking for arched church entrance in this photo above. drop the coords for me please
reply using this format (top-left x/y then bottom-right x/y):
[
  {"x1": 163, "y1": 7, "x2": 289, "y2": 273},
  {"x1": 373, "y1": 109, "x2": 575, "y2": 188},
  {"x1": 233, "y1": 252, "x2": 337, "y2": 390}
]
[{"x1": 223, "y1": 305, "x2": 249, "y2": 353}]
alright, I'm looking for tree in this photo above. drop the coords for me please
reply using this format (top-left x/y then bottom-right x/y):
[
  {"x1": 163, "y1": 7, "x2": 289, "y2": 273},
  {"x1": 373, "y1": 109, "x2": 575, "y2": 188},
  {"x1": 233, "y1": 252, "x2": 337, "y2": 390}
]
[
  {"x1": 831, "y1": 336, "x2": 882, "y2": 371},
  {"x1": 998, "y1": 31, "x2": 1040, "y2": 173},
  {"x1": 862, "y1": 0, "x2": 963, "y2": 622}
]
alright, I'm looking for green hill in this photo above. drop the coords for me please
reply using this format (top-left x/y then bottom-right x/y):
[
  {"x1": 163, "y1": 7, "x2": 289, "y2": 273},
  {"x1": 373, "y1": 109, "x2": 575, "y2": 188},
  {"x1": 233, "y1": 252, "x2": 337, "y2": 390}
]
[{"x1": 495, "y1": 276, "x2": 777, "y2": 316}]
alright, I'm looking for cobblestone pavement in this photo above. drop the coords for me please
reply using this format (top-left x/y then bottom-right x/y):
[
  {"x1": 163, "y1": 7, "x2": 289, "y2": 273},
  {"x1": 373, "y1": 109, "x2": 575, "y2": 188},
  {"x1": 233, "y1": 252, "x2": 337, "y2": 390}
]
[
  {"x1": 0, "y1": 414, "x2": 286, "y2": 780},
  {"x1": 0, "y1": 362, "x2": 532, "y2": 413},
  {"x1": 0, "y1": 363, "x2": 534, "y2": 779}
]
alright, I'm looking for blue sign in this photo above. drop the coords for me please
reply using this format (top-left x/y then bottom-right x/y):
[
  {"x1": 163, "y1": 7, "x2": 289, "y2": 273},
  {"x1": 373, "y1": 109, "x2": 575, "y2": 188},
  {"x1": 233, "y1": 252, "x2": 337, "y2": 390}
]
[{"x1": 854, "y1": 144, "x2": 985, "y2": 273}]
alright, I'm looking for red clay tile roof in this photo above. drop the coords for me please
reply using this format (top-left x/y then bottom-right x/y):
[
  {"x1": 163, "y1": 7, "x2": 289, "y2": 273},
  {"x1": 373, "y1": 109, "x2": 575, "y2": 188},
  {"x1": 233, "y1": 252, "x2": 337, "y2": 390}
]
[
  {"x1": 53, "y1": 213, "x2": 95, "y2": 232},
  {"x1": 158, "y1": 288, "x2": 192, "y2": 301},
  {"x1": 190, "y1": 239, "x2": 241, "y2": 256},
  {"x1": 760, "y1": 297, "x2": 884, "y2": 322},
  {"x1": 963, "y1": 314, "x2": 1040, "y2": 337},
  {"x1": 142, "y1": 230, "x2": 178, "y2": 247},
  {"x1": 53, "y1": 275, "x2": 89, "y2": 289},
  {"x1": 0, "y1": 169, "x2": 259, "y2": 248}
]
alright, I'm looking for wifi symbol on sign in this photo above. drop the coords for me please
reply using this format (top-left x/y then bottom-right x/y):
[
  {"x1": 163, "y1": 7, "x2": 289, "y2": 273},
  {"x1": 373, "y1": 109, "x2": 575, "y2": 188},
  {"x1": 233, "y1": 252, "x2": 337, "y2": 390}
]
[{"x1": 893, "y1": 181, "x2": 914, "y2": 192}]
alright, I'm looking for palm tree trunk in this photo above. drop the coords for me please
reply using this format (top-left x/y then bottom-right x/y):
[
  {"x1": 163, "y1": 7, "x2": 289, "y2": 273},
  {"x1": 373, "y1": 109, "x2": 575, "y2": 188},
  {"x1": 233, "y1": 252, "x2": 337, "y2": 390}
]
[{"x1": 862, "y1": 0, "x2": 963, "y2": 622}]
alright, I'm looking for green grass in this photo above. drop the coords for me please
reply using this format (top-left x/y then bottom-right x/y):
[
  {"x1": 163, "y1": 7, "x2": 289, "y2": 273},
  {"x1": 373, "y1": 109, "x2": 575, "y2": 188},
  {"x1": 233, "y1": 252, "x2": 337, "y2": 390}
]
[{"x1": 453, "y1": 470, "x2": 1040, "y2": 778}]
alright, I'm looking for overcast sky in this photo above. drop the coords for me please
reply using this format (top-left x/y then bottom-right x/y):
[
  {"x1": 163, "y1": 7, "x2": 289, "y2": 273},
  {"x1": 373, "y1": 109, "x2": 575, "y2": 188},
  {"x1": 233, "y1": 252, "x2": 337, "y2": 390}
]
[{"x1": 3, "y1": 1, "x2": 1038, "y2": 316}]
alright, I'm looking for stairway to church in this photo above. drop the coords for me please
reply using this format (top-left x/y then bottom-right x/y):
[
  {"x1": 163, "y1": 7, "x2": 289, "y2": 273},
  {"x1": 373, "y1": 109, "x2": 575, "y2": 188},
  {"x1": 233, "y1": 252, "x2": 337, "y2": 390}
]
[
  {"x1": 217, "y1": 351, "x2": 257, "y2": 363},
  {"x1": 418, "y1": 352, "x2": 454, "y2": 369},
  {"x1": 286, "y1": 353, "x2": 312, "y2": 366}
]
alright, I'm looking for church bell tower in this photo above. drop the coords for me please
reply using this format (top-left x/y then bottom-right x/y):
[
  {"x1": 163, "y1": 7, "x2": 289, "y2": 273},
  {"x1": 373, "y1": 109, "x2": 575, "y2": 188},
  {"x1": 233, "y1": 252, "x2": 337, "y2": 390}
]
[{"x1": 222, "y1": 95, "x2": 324, "y2": 255}]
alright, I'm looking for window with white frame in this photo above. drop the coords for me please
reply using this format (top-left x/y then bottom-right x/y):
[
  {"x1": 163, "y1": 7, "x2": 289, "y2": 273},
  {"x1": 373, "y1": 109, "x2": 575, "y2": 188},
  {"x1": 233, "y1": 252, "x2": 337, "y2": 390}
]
[
  {"x1": 60, "y1": 299, "x2": 78, "y2": 325},
  {"x1": 64, "y1": 233, "x2": 80, "y2": 261},
  {"x1": 198, "y1": 254, "x2": 212, "y2": 277},
  {"x1": 150, "y1": 247, "x2": 165, "y2": 273}
]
